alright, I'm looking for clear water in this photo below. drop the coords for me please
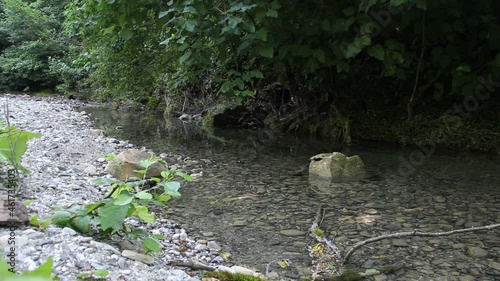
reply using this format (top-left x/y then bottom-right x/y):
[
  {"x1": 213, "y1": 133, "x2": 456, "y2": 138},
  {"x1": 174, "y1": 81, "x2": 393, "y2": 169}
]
[{"x1": 84, "y1": 107, "x2": 500, "y2": 279}]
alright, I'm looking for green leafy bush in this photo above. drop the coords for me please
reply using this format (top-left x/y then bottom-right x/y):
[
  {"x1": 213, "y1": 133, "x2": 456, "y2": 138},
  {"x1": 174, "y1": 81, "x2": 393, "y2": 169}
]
[
  {"x1": 0, "y1": 118, "x2": 41, "y2": 174},
  {"x1": 51, "y1": 156, "x2": 192, "y2": 253}
]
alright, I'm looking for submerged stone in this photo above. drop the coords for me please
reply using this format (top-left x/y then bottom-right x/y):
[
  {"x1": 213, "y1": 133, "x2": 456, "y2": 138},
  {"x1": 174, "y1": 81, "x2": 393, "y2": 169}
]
[{"x1": 279, "y1": 229, "x2": 306, "y2": 237}]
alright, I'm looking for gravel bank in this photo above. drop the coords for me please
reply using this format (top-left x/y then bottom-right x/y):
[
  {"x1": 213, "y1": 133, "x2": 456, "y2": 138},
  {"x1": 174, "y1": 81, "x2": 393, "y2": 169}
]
[{"x1": 0, "y1": 94, "x2": 227, "y2": 281}]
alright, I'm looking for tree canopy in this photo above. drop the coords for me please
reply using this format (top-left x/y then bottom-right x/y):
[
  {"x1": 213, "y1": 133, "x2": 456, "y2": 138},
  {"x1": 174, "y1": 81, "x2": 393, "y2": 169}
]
[{"x1": 1, "y1": 0, "x2": 499, "y2": 150}]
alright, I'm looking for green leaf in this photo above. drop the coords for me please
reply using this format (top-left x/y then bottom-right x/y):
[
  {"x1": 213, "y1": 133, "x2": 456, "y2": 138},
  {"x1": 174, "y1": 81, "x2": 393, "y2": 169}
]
[
  {"x1": 228, "y1": 17, "x2": 242, "y2": 28},
  {"x1": 114, "y1": 194, "x2": 133, "y2": 205},
  {"x1": 133, "y1": 204, "x2": 155, "y2": 224},
  {"x1": 121, "y1": 29, "x2": 133, "y2": 41},
  {"x1": 92, "y1": 269, "x2": 109, "y2": 277},
  {"x1": 135, "y1": 191, "x2": 153, "y2": 200},
  {"x1": 240, "y1": 90, "x2": 255, "y2": 97},
  {"x1": 255, "y1": 28, "x2": 268, "y2": 41},
  {"x1": 91, "y1": 178, "x2": 119, "y2": 185},
  {"x1": 157, "y1": 194, "x2": 171, "y2": 202},
  {"x1": 70, "y1": 215, "x2": 91, "y2": 233},
  {"x1": 21, "y1": 257, "x2": 53, "y2": 278},
  {"x1": 24, "y1": 200, "x2": 34, "y2": 205},
  {"x1": 152, "y1": 234, "x2": 165, "y2": 239},
  {"x1": 267, "y1": 9, "x2": 278, "y2": 18},
  {"x1": 367, "y1": 44, "x2": 385, "y2": 60},
  {"x1": 182, "y1": 6, "x2": 197, "y2": 14},
  {"x1": 160, "y1": 170, "x2": 172, "y2": 179},
  {"x1": 86, "y1": 202, "x2": 104, "y2": 213},
  {"x1": 179, "y1": 51, "x2": 192, "y2": 64},
  {"x1": 0, "y1": 127, "x2": 40, "y2": 173},
  {"x1": 29, "y1": 214, "x2": 40, "y2": 226},
  {"x1": 139, "y1": 157, "x2": 158, "y2": 169},
  {"x1": 257, "y1": 45, "x2": 274, "y2": 58},
  {"x1": 358, "y1": 35, "x2": 371, "y2": 46},
  {"x1": 158, "y1": 181, "x2": 181, "y2": 196},
  {"x1": 51, "y1": 210, "x2": 71, "y2": 227},
  {"x1": 185, "y1": 19, "x2": 197, "y2": 32},
  {"x1": 98, "y1": 203, "x2": 130, "y2": 233},
  {"x1": 313, "y1": 50, "x2": 326, "y2": 63},
  {"x1": 143, "y1": 237, "x2": 162, "y2": 253},
  {"x1": 159, "y1": 11, "x2": 169, "y2": 18},
  {"x1": 76, "y1": 272, "x2": 91, "y2": 278},
  {"x1": 345, "y1": 44, "x2": 362, "y2": 58}
]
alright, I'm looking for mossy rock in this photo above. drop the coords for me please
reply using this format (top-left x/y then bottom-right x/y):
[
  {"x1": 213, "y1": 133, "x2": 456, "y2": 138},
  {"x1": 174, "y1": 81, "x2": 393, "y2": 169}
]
[{"x1": 203, "y1": 271, "x2": 262, "y2": 281}]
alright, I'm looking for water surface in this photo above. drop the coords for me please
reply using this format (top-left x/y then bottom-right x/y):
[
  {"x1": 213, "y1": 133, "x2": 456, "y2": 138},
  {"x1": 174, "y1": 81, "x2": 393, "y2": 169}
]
[{"x1": 84, "y1": 107, "x2": 500, "y2": 280}]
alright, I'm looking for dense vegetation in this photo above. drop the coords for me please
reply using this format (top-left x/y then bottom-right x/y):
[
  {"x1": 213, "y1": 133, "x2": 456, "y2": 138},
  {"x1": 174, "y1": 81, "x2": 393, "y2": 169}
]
[{"x1": 1, "y1": 0, "x2": 499, "y2": 150}]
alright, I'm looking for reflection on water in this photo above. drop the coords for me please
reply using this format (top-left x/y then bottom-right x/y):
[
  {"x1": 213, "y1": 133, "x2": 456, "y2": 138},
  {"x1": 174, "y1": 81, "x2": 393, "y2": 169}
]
[{"x1": 83, "y1": 107, "x2": 500, "y2": 279}]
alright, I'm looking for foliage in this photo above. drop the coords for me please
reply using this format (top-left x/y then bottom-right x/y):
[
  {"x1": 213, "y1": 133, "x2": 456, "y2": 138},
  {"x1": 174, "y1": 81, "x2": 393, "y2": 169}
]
[
  {"x1": 60, "y1": 0, "x2": 500, "y2": 147},
  {"x1": 76, "y1": 269, "x2": 109, "y2": 281},
  {"x1": 0, "y1": 117, "x2": 41, "y2": 174},
  {"x1": 0, "y1": 0, "x2": 86, "y2": 93},
  {"x1": 30, "y1": 213, "x2": 50, "y2": 229},
  {"x1": 51, "y1": 155, "x2": 192, "y2": 253},
  {"x1": 0, "y1": 257, "x2": 54, "y2": 281},
  {"x1": 203, "y1": 271, "x2": 261, "y2": 281},
  {"x1": 1, "y1": 0, "x2": 499, "y2": 147}
]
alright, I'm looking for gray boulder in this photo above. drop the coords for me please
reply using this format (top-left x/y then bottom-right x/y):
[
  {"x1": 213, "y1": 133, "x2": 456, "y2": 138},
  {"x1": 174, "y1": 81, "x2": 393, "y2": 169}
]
[
  {"x1": 105, "y1": 149, "x2": 167, "y2": 181},
  {"x1": 309, "y1": 152, "x2": 365, "y2": 182},
  {"x1": 0, "y1": 194, "x2": 28, "y2": 225}
]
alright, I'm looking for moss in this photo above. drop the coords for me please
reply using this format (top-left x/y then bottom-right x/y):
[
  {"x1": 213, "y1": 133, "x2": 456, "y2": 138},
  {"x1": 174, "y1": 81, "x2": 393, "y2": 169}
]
[
  {"x1": 313, "y1": 226, "x2": 324, "y2": 237},
  {"x1": 325, "y1": 269, "x2": 362, "y2": 281},
  {"x1": 203, "y1": 271, "x2": 262, "y2": 281}
]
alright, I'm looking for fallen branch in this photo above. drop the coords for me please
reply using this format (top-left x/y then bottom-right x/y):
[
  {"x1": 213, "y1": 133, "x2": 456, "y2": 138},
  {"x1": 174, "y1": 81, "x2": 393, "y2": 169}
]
[
  {"x1": 310, "y1": 207, "x2": 343, "y2": 261},
  {"x1": 309, "y1": 207, "x2": 343, "y2": 277},
  {"x1": 344, "y1": 223, "x2": 500, "y2": 263}
]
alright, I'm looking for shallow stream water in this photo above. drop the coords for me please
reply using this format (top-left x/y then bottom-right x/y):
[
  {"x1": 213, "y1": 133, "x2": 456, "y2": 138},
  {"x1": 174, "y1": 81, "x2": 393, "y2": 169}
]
[{"x1": 84, "y1": 108, "x2": 500, "y2": 280}]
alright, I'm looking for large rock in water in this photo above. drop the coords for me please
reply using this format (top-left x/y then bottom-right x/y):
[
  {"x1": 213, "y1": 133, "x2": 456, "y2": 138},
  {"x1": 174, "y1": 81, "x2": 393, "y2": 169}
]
[
  {"x1": 105, "y1": 149, "x2": 167, "y2": 181},
  {"x1": 309, "y1": 152, "x2": 366, "y2": 182}
]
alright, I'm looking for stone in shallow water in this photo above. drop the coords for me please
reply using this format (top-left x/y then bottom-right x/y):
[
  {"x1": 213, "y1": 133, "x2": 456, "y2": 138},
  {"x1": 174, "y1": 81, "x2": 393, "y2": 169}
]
[
  {"x1": 489, "y1": 261, "x2": 500, "y2": 271},
  {"x1": 232, "y1": 220, "x2": 248, "y2": 227},
  {"x1": 433, "y1": 195, "x2": 446, "y2": 203},
  {"x1": 466, "y1": 246, "x2": 488, "y2": 258},
  {"x1": 392, "y1": 239, "x2": 408, "y2": 247},
  {"x1": 279, "y1": 229, "x2": 306, "y2": 236},
  {"x1": 364, "y1": 209, "x2": 379, "y2": 215}
]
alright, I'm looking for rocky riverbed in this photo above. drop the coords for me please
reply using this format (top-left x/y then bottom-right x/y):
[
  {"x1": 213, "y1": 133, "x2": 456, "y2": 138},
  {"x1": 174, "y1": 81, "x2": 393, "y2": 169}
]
[
  {"x1": 0, "y1": 94, "x2": 246, "y2": 281},
  {"x1": 84, "y1": 106, "x2": 500, "y2": 280}
]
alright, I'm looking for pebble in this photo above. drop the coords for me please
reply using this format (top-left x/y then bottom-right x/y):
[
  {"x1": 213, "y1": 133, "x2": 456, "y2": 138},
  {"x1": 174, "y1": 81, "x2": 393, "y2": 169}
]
[
  {"x1": 392, "y1": 239, "x2": 408, "y2": 247},
  {"x1": 279, "y1": 229, "x2": 306, "y2": 236},
  {"x1": 466, "y1": 246, "x2": 489, "y2": 258},
  {"x1": 232, "y1": 220, "x2": 248, "y2": 227}
]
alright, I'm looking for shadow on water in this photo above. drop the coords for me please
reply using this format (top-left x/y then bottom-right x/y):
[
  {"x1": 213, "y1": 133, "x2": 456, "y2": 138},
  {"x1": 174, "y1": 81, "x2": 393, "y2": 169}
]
[{"x1": 83, "y1": 107, "x2": 500, "y2": 279}]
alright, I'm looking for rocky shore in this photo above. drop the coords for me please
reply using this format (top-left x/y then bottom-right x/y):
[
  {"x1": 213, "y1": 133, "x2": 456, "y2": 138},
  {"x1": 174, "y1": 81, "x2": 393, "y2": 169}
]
[{"x1": 0, "y1": 94, "x2": 235, "y2": 281}]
